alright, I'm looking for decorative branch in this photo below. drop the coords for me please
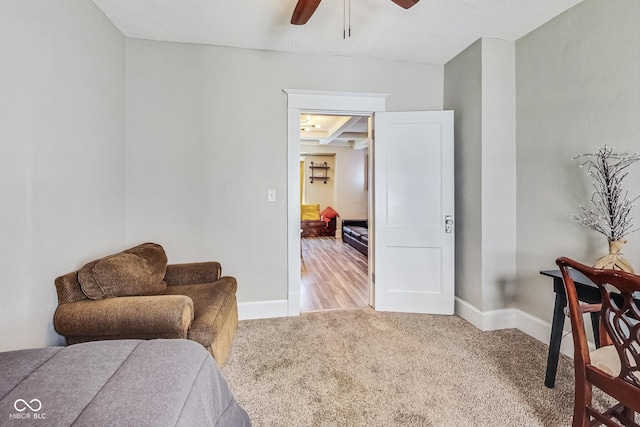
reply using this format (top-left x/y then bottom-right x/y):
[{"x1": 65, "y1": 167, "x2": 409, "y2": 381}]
[{"x1": 572, "y1": 145, "x2": 640, "y2": 241}]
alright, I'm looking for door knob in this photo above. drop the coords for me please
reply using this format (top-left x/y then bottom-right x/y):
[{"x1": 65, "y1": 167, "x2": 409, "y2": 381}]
[{"x1": 445, "y1": 215, "x2": 454, "y2": 233}]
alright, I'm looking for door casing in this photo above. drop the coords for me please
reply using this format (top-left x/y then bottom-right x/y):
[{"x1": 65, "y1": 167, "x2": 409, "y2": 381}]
[{"x1": 285, "y1": 89, "x2": 388, "y2": 316}]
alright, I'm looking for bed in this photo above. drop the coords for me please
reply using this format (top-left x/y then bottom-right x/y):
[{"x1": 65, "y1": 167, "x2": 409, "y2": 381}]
[{"x1": 0, "y1": 339, "x2": 251, "y2": 426}]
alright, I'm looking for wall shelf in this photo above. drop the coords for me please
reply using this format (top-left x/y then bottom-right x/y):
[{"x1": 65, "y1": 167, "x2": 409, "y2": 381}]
[{"x1": 309, "y1": 161, "x2": 330, "y2": 184}]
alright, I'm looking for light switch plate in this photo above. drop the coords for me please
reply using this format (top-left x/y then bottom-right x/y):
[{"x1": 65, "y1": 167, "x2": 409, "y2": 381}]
[{"x1": 267, "y1": 189, "x2": 276, "y2": 202}]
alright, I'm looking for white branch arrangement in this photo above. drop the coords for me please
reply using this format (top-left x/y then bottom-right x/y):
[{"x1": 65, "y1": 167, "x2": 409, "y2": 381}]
[{"x1": 572, "y1": 145, "x2": 640, "y2": 241}]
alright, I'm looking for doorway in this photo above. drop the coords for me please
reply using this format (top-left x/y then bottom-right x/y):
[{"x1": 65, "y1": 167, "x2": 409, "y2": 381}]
[
  {"x1": 286, "y1": 90, "x2": 455, "y2": 317},
  {"x1": 284, "y1": 89, "x2": 388, "y2": 316},
  {"x1": 299, "y1": 113, "x2": 370, "y2": 312}
]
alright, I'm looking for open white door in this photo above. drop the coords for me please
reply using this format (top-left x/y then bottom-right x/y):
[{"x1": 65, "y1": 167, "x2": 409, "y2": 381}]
[{"x1": 373, "y1": 111, "x2": 454, "y2": 314}]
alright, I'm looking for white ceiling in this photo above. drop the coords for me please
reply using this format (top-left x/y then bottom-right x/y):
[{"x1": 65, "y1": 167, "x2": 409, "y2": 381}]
[
  {"x1": 300, "y1": 115, "x2": 369, "y2": 147},
  {"x1": 91, "y1": 0, "x2": 582, "y2": 65}
]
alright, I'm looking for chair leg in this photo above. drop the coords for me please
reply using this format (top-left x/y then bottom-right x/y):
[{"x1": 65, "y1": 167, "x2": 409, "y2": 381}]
[
  {"x1": 620, "y1": 407, "x2": 636, "y2": 426},
  {"x1": 573, "y1": 381, "x2": 592, "y2": 427},
  {"x1": 572, "y1": 407, "x2": 588, "y2": 427}
]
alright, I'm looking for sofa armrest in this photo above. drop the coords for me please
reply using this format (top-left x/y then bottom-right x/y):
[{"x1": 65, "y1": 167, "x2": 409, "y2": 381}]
[
  {"x1": 164, "y1": 262, "x2": 222, "y2": 286},
  {"x1": 54, "y1": 295, "x2": 194, "y2": 339}
]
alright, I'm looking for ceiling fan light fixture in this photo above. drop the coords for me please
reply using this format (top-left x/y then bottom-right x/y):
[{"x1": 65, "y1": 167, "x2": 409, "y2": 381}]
[
  {"x1": 291, "y1": 0, "x2": 420, "y2": 26},
  {"x1": 390, "y1": 0, "x2": 420, "y2": 9}
]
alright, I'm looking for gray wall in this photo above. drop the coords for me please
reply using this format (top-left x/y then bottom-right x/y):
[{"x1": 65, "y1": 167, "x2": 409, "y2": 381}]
[
  {"x1": 125, "y1": 39, "x2": 444, "y2": 304},
  {"x1": 515, "y1": 0, "x2": 640, "y2": 321},
  {"x1": 444, "y1": 38, "x2": 517, "y2": 313},
  {"x1": 480, "y1": 38, "x2": 516, "y2": 312},
  {"x1": 0, "y1": 1, "x2": 126, "y2": 350},
  {"x1": 444, "y1": 40, "x2": 483, "y2": 309},
  {"x1": 5, "y1": 0, "x2": 634, "y2": 352}
]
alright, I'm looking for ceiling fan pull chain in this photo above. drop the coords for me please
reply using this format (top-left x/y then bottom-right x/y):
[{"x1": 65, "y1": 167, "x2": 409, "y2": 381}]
[
  {"x1": 343, "y1": 0, "x2": 346, "y2": 39},
  {"x1": 348, "y1": 0, "x2": 351, "y2": 37},
  {"x1": 343, "y1": 0, "x2": 351, "y2": 39}
]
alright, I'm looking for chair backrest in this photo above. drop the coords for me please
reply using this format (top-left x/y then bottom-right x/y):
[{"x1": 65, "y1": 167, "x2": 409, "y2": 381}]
[{"x1": 556, "y1": 257, "x2": 640, "y2": 389}]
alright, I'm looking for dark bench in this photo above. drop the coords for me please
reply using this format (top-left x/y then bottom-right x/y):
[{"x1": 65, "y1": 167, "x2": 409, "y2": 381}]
[{"x1": 301, "y1": 217, "x2": 337, "y2": 237}]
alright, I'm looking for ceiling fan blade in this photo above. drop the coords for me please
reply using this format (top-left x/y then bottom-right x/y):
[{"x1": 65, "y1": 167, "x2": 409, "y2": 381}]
[
  {"x1": 390, "y1": 0, "x2": 420, "y2": 9},
  {"x1": 291, "y1": 0, "x2": 322, "y2": 25}
]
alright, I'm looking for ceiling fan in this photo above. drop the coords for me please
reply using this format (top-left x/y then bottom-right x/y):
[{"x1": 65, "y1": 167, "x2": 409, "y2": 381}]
[{"x1": 291, "y1": 0, "x2": 420, "y2": 25}]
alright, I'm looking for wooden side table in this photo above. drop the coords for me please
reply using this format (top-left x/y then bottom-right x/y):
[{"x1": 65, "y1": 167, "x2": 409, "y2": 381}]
[{"x1": 540, "y1": 269, "x2": 601, "y2": 388}]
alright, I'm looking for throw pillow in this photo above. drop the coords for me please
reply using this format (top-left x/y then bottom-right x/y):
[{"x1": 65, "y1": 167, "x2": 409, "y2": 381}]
[
  {"x1": 301, "y1": 204, "x2": 321, "y2": 221},
  {"x1": 78, "y1": 243, "x2": 168, "y2": 300},
  {"x1": 320, "y1": 206, "x2": 339, "y2": 220}
]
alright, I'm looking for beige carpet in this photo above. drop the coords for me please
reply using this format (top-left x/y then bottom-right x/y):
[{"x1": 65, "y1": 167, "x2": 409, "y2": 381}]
[{"x1": 221, "y1": 308, "x2": 601, "y2": 426}]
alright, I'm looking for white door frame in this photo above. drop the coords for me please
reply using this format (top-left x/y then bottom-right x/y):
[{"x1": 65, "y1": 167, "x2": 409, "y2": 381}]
[{"x1": 284, "y1": 89, "x2": 388, "y2": 316}]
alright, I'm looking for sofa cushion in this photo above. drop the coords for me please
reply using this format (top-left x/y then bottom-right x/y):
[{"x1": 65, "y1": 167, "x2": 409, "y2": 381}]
[
  {"x1": 342, "y1": 226, "x2": 355, "y2": 237},
  {"x1": 361, "y1": 235, "x2": 368, "y2": 244},
  {"x1": 347, "y1": 226, "x2": 368, "y2": 238},
  {"x1": 78, "y1": 243, "x2": 168, "y2": 300},
  {"x1": 164, "y1": 277, "x2": 238, "y2": 347}
]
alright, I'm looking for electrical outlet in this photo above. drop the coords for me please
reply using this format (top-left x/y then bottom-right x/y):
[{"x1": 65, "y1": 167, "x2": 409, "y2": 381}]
[{"x1": 267, "y1": 189, "x2": 276, "y2": 202}]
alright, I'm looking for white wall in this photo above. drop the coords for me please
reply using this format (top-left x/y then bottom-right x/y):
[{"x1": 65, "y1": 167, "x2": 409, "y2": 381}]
[
  {"x1": 302, "y1": 145, "x2": 369, "y2": 227},
  {"x1": 0, "y1": 1, "x2": 126, "y2": 350},
  {"x1": 125, "y1": 39, "x2": 444, "y2": 304},
  {"x1": 302, "y1": 155, "x2": 336, "y2": 211},
  {"x1": 327, "y1": 146, "x2": 369, "y2": 223},
  {"x1": 515, "y1": 0, "x2": 640, "y2": 321}
]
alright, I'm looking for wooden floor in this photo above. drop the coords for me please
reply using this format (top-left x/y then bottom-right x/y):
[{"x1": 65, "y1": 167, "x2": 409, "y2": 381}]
[{"x1": 301, "y1": 236, "x2": 369, "y2": 312}]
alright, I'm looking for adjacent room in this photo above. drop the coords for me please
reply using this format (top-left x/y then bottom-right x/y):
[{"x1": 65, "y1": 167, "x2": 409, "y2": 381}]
[
  {"x1": 299, "y1": 114, "x2": 370, "y2": 312},
  {"x1": 1, "y1": 0, "x2": 639, "y2": 425}
]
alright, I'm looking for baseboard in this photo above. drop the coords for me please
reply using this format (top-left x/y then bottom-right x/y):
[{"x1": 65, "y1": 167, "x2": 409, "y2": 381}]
[
  {"x1": 454, "y1": 297, "x2": 516, "y2": 331},
  {"x1": 454, "y1": 298, "x2": 485, "y2": 329},
  {"x1": 455, "y1": 297, "x2": 575, "y2": 358},
  {"x1": 515, "y1": 307, "x2": 577, "y2": 357},
  {"x1": 288, "y1": 292, "x2": 301, "y2": 316},
  {"x1": 238, "y1": 300, "x2": 289, "y2": 320}
]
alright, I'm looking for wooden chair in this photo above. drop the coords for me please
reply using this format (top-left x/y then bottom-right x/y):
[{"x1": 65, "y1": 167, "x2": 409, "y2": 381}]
[{"x1": 556, "y1": 257, "x2": 640, "y2": 426}]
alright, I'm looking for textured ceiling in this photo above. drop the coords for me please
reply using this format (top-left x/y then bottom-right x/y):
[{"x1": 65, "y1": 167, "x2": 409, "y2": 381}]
[{"x1": 91, "y1": 0, "x2": 582, "y2": 65}]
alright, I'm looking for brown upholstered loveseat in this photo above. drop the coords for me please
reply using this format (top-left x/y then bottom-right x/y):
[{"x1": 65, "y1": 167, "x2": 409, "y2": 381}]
[{"x1": 53, "y1": 243, "x2": 239, "y2": 366}]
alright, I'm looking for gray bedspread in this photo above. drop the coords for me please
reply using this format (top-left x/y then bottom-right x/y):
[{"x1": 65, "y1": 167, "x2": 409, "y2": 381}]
[{"x1": 0, "y1": 339, "x2": 251, "y2": 426}]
